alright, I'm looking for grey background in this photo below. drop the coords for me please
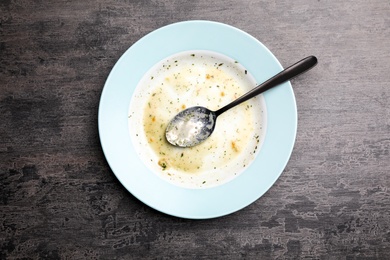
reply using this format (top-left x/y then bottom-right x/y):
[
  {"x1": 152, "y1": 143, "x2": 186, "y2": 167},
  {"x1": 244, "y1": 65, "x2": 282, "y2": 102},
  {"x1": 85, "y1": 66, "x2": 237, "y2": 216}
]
[{"x1": 1, "y1": 0, "x2": 389, "y2": 259}]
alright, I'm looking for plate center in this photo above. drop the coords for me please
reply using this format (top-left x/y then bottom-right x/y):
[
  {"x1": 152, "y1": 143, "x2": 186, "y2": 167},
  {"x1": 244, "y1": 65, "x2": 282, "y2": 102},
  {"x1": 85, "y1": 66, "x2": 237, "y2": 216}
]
[{"x1": 128, "y1": 50, "x2": 267, "y2": 189}]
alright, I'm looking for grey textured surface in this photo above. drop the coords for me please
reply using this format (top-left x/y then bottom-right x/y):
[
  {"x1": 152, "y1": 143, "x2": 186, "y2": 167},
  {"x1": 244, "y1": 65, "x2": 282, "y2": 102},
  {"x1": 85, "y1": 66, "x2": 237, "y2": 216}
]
[{"x1": 1, "y1": 0, "x2": 390, "y2": 259}]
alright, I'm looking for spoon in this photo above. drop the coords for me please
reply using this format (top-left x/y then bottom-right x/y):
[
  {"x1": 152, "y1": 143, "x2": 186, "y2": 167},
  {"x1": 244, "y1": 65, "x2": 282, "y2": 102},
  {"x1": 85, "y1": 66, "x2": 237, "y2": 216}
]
[{"x1": 165, "y1": 55, "x2": 318, "y2": 147}]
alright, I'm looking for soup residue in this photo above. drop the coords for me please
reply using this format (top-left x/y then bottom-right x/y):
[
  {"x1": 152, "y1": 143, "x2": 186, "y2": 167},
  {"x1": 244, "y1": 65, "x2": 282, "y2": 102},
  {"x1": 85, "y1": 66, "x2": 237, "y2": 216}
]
[{"x1": 128, "y1": 51, "x2": 266, "y2": 188}]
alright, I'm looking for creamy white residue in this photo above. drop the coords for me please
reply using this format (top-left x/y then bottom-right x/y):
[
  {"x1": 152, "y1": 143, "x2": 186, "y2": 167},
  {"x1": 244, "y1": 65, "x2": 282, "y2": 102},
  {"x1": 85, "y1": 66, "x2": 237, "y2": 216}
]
[{"x1": 128, "y1": 50, "x2": 266, "y2": 189}]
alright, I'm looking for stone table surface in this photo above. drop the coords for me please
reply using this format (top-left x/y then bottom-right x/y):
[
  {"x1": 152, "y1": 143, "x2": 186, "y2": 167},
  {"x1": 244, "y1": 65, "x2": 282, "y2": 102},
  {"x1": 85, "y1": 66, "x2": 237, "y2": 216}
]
[{"x1": 1, "y1": 0, "x2": 389, "y2": 259}]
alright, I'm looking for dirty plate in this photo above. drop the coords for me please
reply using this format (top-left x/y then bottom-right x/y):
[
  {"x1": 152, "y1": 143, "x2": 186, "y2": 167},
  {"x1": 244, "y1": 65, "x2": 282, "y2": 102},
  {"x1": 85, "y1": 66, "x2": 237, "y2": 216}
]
[{"x1": 98, "y1": 20, "x2": 297, "y2": 219}]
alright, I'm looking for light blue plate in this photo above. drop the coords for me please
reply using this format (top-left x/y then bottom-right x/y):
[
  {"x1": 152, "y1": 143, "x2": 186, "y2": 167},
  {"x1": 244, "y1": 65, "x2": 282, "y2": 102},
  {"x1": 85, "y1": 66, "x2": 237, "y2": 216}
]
[{"x1": 98, "y1": 20, "x2": 297, "y2": 219}]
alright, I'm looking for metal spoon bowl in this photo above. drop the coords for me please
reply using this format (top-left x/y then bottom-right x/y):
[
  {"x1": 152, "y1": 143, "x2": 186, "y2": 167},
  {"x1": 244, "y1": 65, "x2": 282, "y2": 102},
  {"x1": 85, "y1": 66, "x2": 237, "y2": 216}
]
[{"x1": 166, "y1": 56, "x2": 318, "y2": 147}]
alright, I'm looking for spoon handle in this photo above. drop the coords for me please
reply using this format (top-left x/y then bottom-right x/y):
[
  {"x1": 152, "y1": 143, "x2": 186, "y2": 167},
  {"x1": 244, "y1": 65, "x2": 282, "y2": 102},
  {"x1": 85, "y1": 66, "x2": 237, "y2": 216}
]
[{"x1": 215, "y1": 55, "x2": 318, "y2": 116}]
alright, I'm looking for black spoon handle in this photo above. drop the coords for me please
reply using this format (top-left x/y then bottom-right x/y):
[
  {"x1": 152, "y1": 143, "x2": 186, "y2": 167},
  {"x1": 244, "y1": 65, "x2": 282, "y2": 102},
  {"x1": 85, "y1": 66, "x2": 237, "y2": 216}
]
[{"x1": 215, "y1": 56, "x2": 318, "y2": 117}]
